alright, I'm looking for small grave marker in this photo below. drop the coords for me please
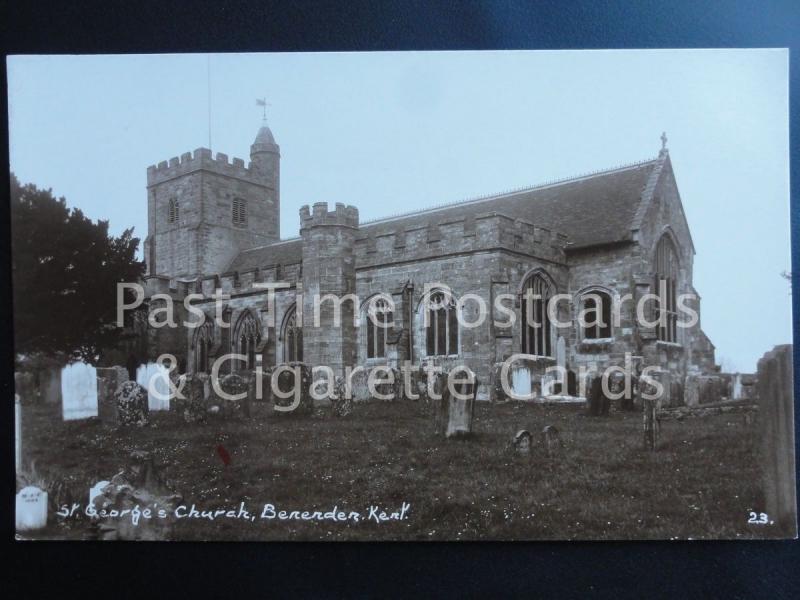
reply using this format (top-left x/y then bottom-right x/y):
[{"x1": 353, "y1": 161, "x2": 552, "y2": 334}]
[{"x1": 16, "y1": 485, "x2": 48, "y2": 531}]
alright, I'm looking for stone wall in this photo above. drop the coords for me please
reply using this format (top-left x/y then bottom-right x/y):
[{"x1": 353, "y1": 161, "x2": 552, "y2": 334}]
[{"x1": 145, "y1": 148, "x2": 279, "y2": 279}]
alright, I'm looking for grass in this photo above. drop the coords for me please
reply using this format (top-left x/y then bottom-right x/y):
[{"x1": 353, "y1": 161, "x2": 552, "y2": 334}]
[{"x1": 18, "y1": 399, "x2": 777, "y2": 541}]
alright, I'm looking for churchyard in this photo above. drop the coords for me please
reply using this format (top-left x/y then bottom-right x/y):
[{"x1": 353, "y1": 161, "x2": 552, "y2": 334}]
[{"x1": 17, "y1": 389, "x2": 776, "y2": 541}]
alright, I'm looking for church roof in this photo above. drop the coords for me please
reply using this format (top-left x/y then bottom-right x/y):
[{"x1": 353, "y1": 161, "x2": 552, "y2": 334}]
[
  {"x1": 361, "y1": 157, "x2": 661, "y2": 250},
  {"x1": 227, "y1": 156, "x2": 663, "y2": 272},
  {"x1": 229, "y1": 237, "x2": 302, "y2": 272}
]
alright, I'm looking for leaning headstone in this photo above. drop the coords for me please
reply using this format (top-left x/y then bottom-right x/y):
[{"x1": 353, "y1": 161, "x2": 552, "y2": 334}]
[
  {"x1": 61, "y1": 361, "x2": 98, "y2": 420},
  {"x1": 16, "y1": 485, "x2": 48, "y2": 531},
  {"x1": 15, "y1": 394, "x2": 22, "y2": 472},
  {"x1": 96, "y1": 366, "x2": 129, "y2": 424},
  {"x1": 511, "y1": 429, "x2": 532, "y2": 455},
  {"x1": 115, "y1": 381, "x2": 150, "y2": 427}
]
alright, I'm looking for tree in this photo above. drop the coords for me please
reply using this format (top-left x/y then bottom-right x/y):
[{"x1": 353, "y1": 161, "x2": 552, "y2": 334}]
[{"x1": 11, "y1": 173, "x2": 146, "y2": 362}]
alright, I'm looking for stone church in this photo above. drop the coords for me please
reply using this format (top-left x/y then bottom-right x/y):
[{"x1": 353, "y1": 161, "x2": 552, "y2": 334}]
[{"x1": 134, "y1": 123, "x2": 717, "y2": 401}]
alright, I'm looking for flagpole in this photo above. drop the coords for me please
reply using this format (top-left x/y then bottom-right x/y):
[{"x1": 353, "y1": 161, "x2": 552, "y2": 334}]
[{"x1": 207, "y1": 55, "x2": 212, "y2": 150}]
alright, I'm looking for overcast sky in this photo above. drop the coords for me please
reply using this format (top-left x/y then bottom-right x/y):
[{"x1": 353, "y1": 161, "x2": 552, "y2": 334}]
[{"x1": 7, "y1": 50, "x2": 790, "y2": 372}]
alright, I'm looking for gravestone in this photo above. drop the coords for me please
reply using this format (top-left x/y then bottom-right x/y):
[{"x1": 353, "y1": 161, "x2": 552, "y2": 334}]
[
  {"x1": 587, "y1": 376, "x2": 611, "y2": 416},
  {"x1": 215, "y1": 373, "x2": 251, "y2": 418},
  {"x1": 173, "y1": 374, "x2": 207, "y2": 423},
  {"x1": 96, "y1": 366, "x2": 129, "y2": 424},
  {"x1": 643, "y1": 398, "x2": 660, "y2": 451},
  {"x1": 273, "y1": 362, "x2": 313, "y2": 415},
  {"x1": 757, "y1": 345, "x2": 797, "y2": 535},
  {"x1": 89, "y1": 480, "x2": 110, "y2": 508},
  {"x1": 541, "y1": 425, "x2": 561, "y2": 456},
  {"x1": 511, "y1": 429, "x2": 532, "y2": 455},
  {"x1": 551, "y1": 336, "x2": 567, "y2": 394},
  {"x1": 14, "y1": 372, "x2": 36, "y2": 404},
  {"x1": 15, "y1": 394, "x2": 22, "y2": 472},
  {"x1": 433, "y1": 370, "x2": 477, "y2": 438},
  {"x1": 41, "y1": 366, "x2": 62, "y2": 404},
  {"x1": 115, "y1": 381, "x2": 150, "y2": 427},
  {"x1": 330, "y1": 375, "x2": 354, "y2": 417},
  {"x1": 61, "y1": 361, "x2": 98, "y2": 420},
  {"x1": 136, "y1": 362, "x2": 171, "y2": 411},
  {"x1": 16, "y1": 485, "x2": 48, "y2": 531},
  {"x1": 511, "y1": 363, "x2": 532, "y2": 399},
  {"x1": 732, "y1": 373, "x2": 743, "y2": 400},
  {"x1": 371, "y1": 367, "x2": 403, "y2": 401}
]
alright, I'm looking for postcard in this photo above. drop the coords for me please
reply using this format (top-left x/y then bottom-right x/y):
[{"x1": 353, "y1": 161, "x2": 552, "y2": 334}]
[{"x1": 10, "y1": 49, "x2": 795, "y2": 540}]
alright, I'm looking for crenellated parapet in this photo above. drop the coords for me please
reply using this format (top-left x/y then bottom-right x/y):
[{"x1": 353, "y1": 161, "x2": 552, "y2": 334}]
[
  {"x1": 354, "y1": 211, "x2": 568, "y2": 267},
  {"x1": 146, "y1": 148, "x2": 269, "y2": 186},
  {"x1": 299, "y1": 202, "x2": 360, "y2": 231}
]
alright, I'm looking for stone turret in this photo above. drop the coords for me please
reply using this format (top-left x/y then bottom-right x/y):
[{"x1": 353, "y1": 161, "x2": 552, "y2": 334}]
[
  {"x1": 300, "y1": 202, "x2": 359, "y2": 377},
  {"x1": 250, "y1": 124, "x2": 280, "y2": 193}
]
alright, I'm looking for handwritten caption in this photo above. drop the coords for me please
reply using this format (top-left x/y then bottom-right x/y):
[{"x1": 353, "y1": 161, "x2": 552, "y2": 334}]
[{"x1": 58, "y1": 502, "x2": 411, "y2": 527}]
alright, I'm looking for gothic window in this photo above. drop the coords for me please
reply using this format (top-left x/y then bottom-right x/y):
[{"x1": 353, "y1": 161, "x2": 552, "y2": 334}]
[
  {"x1": 581, "y1": 290, "x2": 613, "y2": 339},
  {"x1": 366, "y1": 297, "x2": 393, "y2": 359},
  {"x1": 232, "y1": 197, "x2": 247, "y2": 227},
  {"x1": 283, "y1": 306, "x2": 302, "y2": 362},
  {"x1": 234, "y1": 311, "x2": 261, "y2": 370},
  {"x1": 168, "y1": 198, "x2": 179, "y2": 223},
  {"x1": 655, "y1": 235, "x2": 679, "y2": 343},
  {"x1": 194, "y1": 321, "x2": 214, "y2": 373},
  {"x1": 425, "y1": 290, "x2": 458, "y2": 356},
  {"x1": 521, "y1": 272, "x2": 553, "y2": 357}
]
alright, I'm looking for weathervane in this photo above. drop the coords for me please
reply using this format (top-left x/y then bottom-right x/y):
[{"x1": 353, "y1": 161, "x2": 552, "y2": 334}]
[{"x1": 256, "y1": 97, "x2": 270, "y2": 122}]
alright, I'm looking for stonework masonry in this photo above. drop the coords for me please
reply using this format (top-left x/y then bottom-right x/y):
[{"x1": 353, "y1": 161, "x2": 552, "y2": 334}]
[{"x1": 129, "y1": 126, "x2": 717, "y2": 402}]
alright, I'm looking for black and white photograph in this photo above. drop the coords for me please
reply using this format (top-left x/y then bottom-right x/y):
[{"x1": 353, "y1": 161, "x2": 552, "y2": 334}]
[{"x1": 9, "y1": 49, "x2": 795, "y2": 541}]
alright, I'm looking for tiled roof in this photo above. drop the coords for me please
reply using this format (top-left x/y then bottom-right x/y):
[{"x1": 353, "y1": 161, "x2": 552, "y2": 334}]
[
  {"x1": 360, "y1": 158, "x2": 660, "y2": 249},
  {"x1": 227, "y1": 238, "x2": 302, "y2": 272},
  {"x1": 227, "y1": 157, "x2": 661, "y2": 271}
]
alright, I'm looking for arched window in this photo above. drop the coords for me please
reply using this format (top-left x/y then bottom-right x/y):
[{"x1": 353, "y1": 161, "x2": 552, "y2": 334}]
[
  {"x1": 655, "y1": 235, "x2": 679, "y2": 343},
  {"x1": 425, "y1": 290, "x2": 458, "y2": 356},
  {"x1": 521, "y1": 273, "x2": 553, "y2": 357},
  {"x1": 232, "y1": 197, "x2": 247, "y2": 227},
  {"x1": 366, "y1": 297, "x2": 393, "y2": 359},
  {"x1": 168, "y1": 198, "x2": 179, "y2": 223},
  {"x1": 581, "y1": 290, "x2": 613, "y2": 339},
  {"x1": 194, "y1": 321, "x2": 214, "y2": 373},
  {"x1": 283, "y1": 306, "x2": 302, "y2": 362},
  {"x1": 234, "y1": 311, "x2": 261, "y2": 370}
]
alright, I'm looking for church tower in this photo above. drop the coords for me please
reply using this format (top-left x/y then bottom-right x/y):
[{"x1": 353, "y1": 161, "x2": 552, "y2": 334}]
[{"x1": 144, "y1": 124, "x2": 281, "y2": 279}]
